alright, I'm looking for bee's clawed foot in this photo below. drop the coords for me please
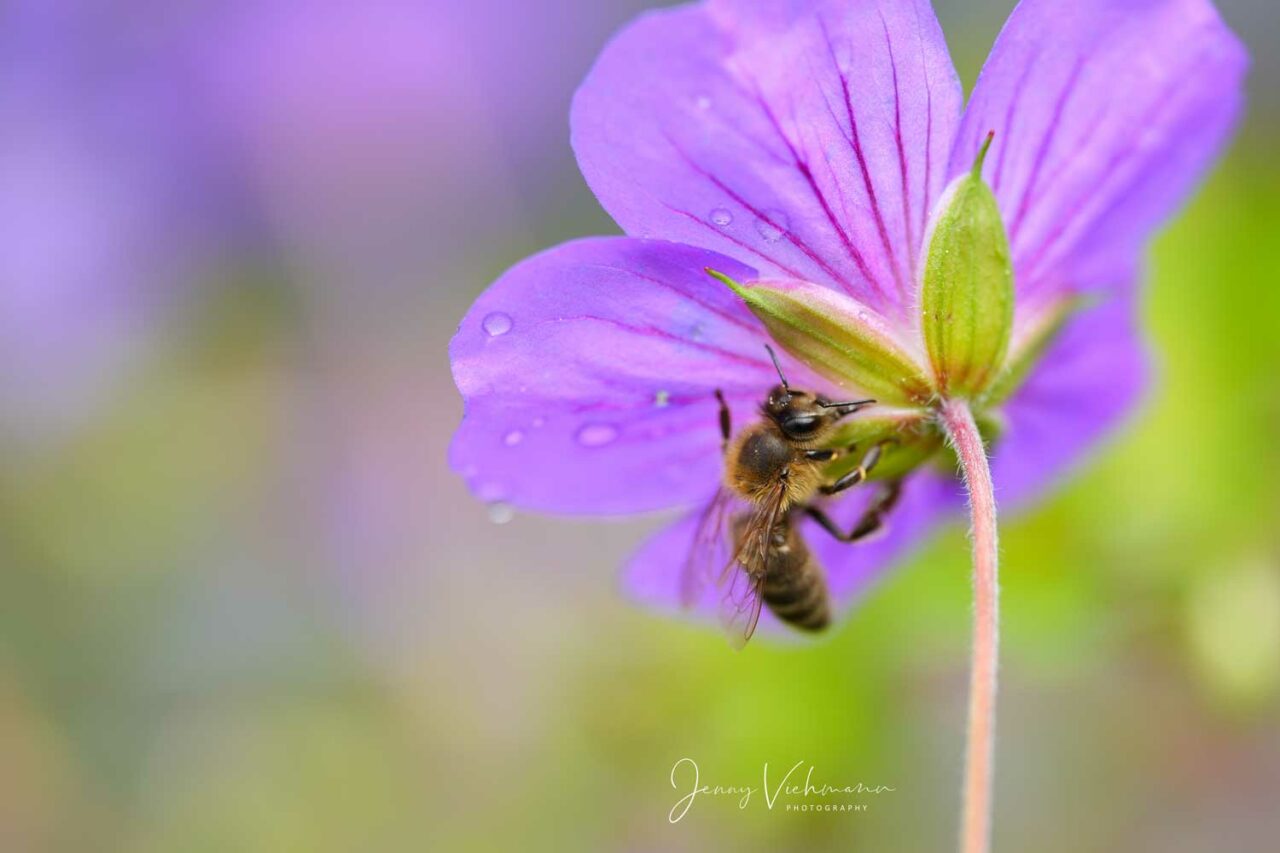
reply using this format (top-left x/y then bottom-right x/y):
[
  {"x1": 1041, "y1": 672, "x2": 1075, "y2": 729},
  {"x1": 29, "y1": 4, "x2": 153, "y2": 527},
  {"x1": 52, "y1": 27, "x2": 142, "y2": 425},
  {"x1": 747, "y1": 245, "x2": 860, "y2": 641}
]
[{"x1": 819, "y1": 439, "x2": 893, "y2": 496}]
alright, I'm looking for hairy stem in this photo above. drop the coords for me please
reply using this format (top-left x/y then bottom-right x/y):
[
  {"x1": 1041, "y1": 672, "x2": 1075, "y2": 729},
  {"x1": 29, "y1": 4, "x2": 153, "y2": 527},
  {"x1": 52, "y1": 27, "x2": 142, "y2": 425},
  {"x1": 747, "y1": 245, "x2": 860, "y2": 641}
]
[{"x1": 940, "y1": 398, "x2": 1000, "y2": 853}]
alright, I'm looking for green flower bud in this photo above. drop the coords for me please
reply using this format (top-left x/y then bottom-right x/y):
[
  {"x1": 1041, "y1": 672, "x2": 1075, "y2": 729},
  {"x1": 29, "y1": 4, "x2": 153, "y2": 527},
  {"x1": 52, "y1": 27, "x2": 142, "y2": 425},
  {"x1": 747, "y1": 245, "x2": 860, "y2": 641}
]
[
  {"x1": 920, "y1": 134, "x2": 1015, "y2": 398},
  {"x1": 709, "y1": 270, "x2": 934, "y2": 406}
]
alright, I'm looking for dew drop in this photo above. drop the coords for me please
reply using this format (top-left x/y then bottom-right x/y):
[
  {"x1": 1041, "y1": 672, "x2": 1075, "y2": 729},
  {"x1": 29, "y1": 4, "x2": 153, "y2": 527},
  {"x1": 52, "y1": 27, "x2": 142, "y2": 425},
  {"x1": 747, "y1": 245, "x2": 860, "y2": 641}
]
[
  {"x1": 576, "y1": 423, "x2": 619, "y2": 447},
  {"x1": 754, "y1": 211, "x2": 789, "y2": 243},
  {"x1": 482, "y1": 312, "x2": 513, "y2": 336},
  {"x1": 709, "y1": 208, "x2": 733, "y2": 227},
  {"x1": 503, "y1": 430, "x2": 524, "y2": 447},
  {"x1": 756, "y1": 221, "x2": 783, "y2": 242},
  {"x1": 487, "y1": 502, "x2": 515, "y2": 525},
  {"x1": 654, "y1": 390, "x2": 671, "y2": 408}
]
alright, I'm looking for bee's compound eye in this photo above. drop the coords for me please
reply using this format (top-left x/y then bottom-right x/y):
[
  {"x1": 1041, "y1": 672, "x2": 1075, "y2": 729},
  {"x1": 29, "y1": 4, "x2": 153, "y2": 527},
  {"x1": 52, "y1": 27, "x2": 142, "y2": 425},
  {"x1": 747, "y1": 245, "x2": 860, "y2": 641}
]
[{"x1": 782, "y1": 415, "x2": 819, "y2": 438}]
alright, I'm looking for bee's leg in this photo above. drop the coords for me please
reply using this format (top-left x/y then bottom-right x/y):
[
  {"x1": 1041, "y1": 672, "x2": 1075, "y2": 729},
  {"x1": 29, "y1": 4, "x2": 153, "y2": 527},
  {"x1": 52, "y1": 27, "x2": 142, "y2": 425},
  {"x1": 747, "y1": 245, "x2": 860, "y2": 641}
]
[
  {"x1": 714, "y1": 389, "x2": 732, "y2": 451},
  {"x1": 804, "y1": 449, "x2": 836, "y2": 462},
  {"x1": 804, "y1": 480, "x2": 904, "y2": 543},
  {"x1": 847, "y1": 479, "x2": 904, "y2": 541},
  {"x1": 818, "y1": 441, "x2": 887, "y2": 496}
]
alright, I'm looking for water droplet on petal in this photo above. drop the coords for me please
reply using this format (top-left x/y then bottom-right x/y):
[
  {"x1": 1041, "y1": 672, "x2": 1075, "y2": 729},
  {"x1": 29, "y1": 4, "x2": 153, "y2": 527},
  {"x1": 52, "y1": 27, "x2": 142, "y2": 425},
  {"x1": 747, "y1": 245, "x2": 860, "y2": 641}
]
[
  {"x1": 487, "y1": 502, "x2": 515, "y2": 525},
  {"x1": 754, "y1": 211, "x2": 788, "y2": 243},
  {"x1": 654, "y1": 390, "x2": 671, "y2": 408},
  {"x1": 576, "y1": 423, "x2": 619, "y2": 448},
  {"x1": 482, "y1": 312, "x2": 513, "y2": 336},
  {"x1": 503, "y1": 430, "x2": 524, "y2": 447},
  {"x1": 710, "y1": 208, "x2": 733, "y2": 227}
]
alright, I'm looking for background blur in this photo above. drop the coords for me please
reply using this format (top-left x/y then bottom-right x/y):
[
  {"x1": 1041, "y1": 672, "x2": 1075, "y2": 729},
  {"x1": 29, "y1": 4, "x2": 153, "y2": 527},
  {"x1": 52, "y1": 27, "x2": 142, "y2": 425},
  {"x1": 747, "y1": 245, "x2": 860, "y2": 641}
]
[{"x1": 1, "y1": 1, "x2": 1278, "y2": 850}]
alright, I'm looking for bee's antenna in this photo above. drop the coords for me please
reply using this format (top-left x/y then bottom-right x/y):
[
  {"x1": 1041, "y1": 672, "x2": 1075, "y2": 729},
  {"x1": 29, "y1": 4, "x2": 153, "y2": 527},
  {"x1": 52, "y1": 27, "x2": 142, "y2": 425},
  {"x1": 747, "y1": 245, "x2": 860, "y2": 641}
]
[
  {"x1": 818, "y1": 398, "x2": 876, "y2": 410},
  {"x1": 764, "y1": 344, "x2": 790, "y2": 392}
]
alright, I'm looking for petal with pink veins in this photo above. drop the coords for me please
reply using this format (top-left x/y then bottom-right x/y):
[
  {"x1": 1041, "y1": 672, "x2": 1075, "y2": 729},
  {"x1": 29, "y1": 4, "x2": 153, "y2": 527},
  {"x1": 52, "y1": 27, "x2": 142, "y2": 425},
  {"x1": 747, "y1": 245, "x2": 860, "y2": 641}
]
[
  {"x1": 572, "y1": 0, "x2": 963, "y2": 318},
  {"x1": 953, "y1": 0, "x2": 1247, "y2": 300},
  {"x1": 450, "y1": 237, "x2": 825, "y2": 515}
]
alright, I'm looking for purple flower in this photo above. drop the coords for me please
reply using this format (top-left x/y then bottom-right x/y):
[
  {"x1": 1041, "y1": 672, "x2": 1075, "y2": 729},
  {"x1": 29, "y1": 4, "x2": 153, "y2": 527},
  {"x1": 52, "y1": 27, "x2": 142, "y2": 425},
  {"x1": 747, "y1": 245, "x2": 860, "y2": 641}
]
[{"x1": 449, "y1": 0, "x2": 1245, "y2": 632}]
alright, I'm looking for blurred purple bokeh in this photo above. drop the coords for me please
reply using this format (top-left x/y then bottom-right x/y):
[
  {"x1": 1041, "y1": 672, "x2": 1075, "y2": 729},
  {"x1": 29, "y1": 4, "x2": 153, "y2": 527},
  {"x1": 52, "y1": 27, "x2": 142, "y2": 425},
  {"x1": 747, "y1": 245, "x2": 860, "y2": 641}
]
[{"x1": 0, "y1": 0, "x2": 641, "y2": 439}]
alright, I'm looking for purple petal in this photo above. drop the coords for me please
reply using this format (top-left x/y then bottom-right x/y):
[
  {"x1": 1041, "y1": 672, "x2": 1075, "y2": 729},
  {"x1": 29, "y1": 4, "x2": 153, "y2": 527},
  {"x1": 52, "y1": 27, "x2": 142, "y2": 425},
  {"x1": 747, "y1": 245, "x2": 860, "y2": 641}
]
[
  {"x1": 623, "y1": 472, "x2": 961, "y2": 635},
  {"x1": 572, "y1": 0, "x2": 962, "y2": 319},
  {"x1": 450, "y1": 237, "x2": 804, "y2": 515},
  {"x1": 991, "y1": 293, "x2": 1149, "y2": 507},
  {"x1": 953, "y1": 0, "x2": 1246, "y2": 299}
]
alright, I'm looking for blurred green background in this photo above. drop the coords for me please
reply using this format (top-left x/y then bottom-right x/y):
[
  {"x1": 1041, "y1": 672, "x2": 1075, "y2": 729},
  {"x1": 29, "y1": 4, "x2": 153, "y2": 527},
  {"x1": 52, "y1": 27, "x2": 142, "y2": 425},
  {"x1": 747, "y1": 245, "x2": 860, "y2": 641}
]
[{"x1": 1, "y1": 1, "x2": 1278, "y2": 851}]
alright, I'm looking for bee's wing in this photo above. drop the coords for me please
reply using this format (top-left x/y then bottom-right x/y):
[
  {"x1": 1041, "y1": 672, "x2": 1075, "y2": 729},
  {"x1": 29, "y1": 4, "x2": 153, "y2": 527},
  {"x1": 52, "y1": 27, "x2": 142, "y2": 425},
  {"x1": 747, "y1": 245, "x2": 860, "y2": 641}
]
[
  {"x1": 718, "y1": 556, "x2": 765, "y2": 650},
  {"x1": 677, "y1": 487, "x2": 737, "y2": 610},
  {"x1": 716, "y1": 481, "x2": 788, "y2": 649}
]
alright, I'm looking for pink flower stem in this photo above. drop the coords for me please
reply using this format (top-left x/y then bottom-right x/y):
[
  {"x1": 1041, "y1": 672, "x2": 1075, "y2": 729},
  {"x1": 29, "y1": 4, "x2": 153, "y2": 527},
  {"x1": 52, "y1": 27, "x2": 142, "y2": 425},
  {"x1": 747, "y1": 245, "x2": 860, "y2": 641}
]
[{"x1": 940, "y1": 398, "x2": 1000, "y2": 853}]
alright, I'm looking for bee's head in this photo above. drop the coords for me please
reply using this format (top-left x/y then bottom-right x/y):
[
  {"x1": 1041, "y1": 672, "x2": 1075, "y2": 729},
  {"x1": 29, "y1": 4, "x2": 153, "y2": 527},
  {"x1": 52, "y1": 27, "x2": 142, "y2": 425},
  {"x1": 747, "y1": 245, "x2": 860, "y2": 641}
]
[
  {"x1": 760, "y1": 345, "x2": 876, "y2": 442},
  {"x1": 763, "y1": 386, "x2": 827, "y2": 440}
]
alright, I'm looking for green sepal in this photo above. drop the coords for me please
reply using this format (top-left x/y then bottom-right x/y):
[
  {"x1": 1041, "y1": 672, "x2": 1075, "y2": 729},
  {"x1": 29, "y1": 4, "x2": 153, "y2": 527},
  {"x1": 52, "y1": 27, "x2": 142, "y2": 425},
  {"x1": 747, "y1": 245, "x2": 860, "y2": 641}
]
[
  {"x1": 821, "y1": 410, "x2": 943, "y2": 483},
  {"x1": 920, "y1": 134, "x2": 1015, "y2": 398},
  {"x1": 709, "y1": 271, "x2": 934, "y2": 406}
]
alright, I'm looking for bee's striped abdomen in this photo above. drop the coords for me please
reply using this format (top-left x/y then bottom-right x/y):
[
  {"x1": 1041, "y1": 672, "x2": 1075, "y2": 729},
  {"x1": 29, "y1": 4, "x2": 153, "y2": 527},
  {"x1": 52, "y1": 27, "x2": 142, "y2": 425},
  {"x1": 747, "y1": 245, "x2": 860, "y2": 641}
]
[{"x1": 760, "y1": 533, "x2": 830, "y2": 632}]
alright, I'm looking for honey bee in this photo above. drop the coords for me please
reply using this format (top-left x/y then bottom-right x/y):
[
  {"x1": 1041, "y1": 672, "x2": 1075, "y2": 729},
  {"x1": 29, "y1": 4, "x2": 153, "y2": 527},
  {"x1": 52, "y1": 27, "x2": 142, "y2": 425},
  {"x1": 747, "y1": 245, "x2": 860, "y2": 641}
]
[
  {"x1": 683, "y1": 345, "x2": 902, "y2": 646},
  {"x1": 730, "y1": 510, "x2": 830, "y2": 632}
]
